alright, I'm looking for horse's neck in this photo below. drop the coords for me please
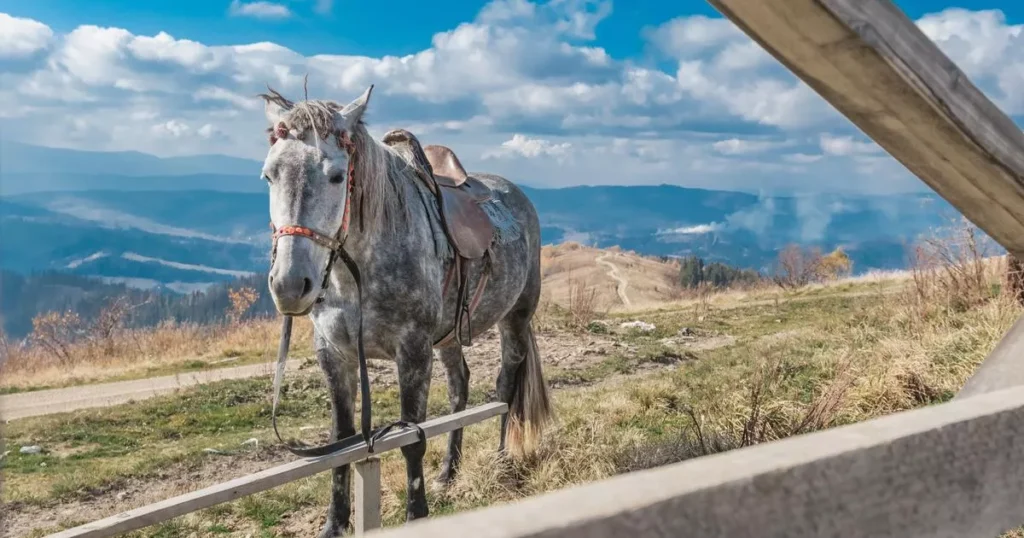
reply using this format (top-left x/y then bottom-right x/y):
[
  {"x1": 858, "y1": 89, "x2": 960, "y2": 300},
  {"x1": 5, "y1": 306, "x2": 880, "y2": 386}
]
[{"x1": 343, "y1": 155, "x2": 419, "y2": 264}]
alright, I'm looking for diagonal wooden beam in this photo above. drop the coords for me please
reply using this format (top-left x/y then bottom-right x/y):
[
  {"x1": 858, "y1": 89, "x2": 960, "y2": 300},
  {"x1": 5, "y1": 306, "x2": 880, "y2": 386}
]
[
  {"x1": 702, "y1": 0, "x2": 1024, "y2": 399},
  {"x1": 705, "y1": 0, "x2": 1024, "y2": 258}
]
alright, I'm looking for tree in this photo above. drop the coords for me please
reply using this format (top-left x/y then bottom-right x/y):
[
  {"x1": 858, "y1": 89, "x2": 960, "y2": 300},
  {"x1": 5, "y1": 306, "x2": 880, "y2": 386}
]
[
  {"x1": 31, "y1": 310, "x2": 84, "y2": 365},
  {"x1": 227, "y1": 286, "x2": 260, "y2": 324},
  {"x1": 679, "y1": 256, "x2": 762, "y2": 290},
  {"x1": 679, "y1": 256, "x2": 705, "y2": 288},
  {"x1": 817, "y1": 247, "x2": 853, "y2": 281},
  {"x1": 773, "y1": 245, "x2": 823, "y2": 289}
]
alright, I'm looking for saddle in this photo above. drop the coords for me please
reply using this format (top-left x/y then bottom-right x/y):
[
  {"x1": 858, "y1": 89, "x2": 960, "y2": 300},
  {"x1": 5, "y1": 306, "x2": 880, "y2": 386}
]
[{"x1": 382, "y1": 129, "x2": 494, "y2": 347}]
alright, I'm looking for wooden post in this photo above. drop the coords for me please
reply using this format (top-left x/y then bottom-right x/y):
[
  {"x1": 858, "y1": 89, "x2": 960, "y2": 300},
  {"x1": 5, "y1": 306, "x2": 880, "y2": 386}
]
[{"x1": 354, "y1": 457, "x2": 382, "y2": 534}]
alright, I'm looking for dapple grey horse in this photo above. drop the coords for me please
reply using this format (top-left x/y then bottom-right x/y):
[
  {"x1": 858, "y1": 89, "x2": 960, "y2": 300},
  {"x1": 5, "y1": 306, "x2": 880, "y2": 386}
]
[{"x1": 258, "y1": 85, "x2": 552, "y2": 536}]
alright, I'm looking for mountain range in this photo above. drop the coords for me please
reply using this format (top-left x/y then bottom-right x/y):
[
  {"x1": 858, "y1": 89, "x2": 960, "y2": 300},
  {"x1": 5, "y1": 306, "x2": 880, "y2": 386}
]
[{"x1": 0, "y1": 139, "x2": 971, "y2": 294}]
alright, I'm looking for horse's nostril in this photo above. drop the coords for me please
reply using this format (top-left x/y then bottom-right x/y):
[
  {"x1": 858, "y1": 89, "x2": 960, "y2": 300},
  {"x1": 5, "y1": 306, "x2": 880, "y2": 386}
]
[{"x1": 302, "y1": 277, "x2": 313, "y2": 297}]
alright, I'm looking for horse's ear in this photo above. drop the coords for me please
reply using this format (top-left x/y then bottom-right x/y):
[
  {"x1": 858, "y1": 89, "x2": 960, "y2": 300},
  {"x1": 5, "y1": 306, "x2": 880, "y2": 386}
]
[{"x1": 337, "y1": 85, "x2": 373, "y2": 128}]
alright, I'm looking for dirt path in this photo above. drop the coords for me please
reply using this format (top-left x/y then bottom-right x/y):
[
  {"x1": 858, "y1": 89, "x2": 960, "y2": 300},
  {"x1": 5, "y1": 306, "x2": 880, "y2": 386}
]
[
  {"x1": 0, "y1": 360, "x2": 300, "y2": 421},
  {"x1": 596, "y1": 252, "x2": 631, "y2": 307}
]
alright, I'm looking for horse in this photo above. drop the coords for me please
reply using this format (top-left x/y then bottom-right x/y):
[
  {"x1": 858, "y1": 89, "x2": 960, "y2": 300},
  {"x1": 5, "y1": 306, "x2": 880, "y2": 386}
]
[{"x1": 257, "y1": 84, "x2": 553, "y2": 537}]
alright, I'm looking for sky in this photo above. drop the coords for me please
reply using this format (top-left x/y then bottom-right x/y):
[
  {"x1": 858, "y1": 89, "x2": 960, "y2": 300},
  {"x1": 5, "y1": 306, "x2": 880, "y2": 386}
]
[{"x1": 0, "y1": 0, "x2": 1022, "y2": 195}]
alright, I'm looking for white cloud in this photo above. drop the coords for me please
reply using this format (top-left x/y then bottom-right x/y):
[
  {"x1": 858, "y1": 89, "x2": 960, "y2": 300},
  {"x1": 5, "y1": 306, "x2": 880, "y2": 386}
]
[
  {"x1": 819, "y1": 134, "x2": 880, "y2": 156},
  {"x1": 0, "y1": 13, "x2": 53, "y2": 59},
  {"x1": 0, "y1": 4, "x2": 1018, "y2": 195},
  {"x1": 784, "y1": 153, "x2": 824, "y2": 164},
  {"x1": 657, "y1": 223, "x2": 724, "y2": 235},
  {"x1": 483, "y1": 134, "x2": 573, "y2": 160},
  {"x1": 917, "y1": 8, "x2": 1024, "y2": 114},
  {"x1": 712, "y1": 138, "x2": 786, "y2": 155},
  {"x1": 152, "y1": 119, "x2": 191, "y2": 138},
  {"x1": 198, "y1": 124, "x2": 224, "y2": 139},
  {"x1": 229, "y1": 0, "x2": 292, "y2": 20}
]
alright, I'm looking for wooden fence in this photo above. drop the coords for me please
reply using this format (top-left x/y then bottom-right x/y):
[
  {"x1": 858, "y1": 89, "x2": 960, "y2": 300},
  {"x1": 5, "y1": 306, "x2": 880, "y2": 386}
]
[
  {"x1": 43, "y1": 0, "x2": 1024, "y2": 536},
  {"x1": 46, "y1": 403, "x2": 507, "y2": 538},
  {"x1": 371, "y1": 384, "x2": 1024, "y2": 538}
]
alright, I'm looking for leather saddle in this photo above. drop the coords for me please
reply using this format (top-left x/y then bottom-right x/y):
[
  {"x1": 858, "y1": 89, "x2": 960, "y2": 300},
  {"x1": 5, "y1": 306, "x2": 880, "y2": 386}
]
[{"x1": 382, "y1": 129, "x2": 494, "y2": 346}]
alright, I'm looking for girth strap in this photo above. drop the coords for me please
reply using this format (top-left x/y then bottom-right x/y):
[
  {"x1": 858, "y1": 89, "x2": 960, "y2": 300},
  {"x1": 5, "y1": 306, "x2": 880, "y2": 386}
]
[{"x1": 434, "y1": 252, "x2": 491, "y2": 349}]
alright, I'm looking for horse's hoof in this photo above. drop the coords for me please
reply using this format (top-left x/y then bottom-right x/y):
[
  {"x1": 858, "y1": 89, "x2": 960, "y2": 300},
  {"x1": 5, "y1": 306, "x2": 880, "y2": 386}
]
[
  {"x1": 318, "y1": 518, "x2": 346, "y2": 538},
  {"x1": 429, "y1": 478, "x2": 449, "y2": 495},
  {"x1": 435, "y1": 465, "x2": 458, "y2": 487},
  {"x1": 406, "y1": 502, "x2": 430, "y2": 521}
]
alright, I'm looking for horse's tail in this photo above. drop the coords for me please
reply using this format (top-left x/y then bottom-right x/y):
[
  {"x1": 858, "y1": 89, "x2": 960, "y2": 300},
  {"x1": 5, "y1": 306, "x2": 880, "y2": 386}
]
[{"x1": 506, "y1": 323, "x2": 552, "y2": 459}]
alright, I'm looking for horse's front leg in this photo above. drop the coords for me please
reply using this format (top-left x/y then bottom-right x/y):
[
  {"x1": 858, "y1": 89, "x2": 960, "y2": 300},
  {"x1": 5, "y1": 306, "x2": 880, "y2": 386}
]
[
  {"x1": 395, "y1": 333, "x2": 433, "y2": 521},
  {"x1": 316, "y1": 335, "x2": 358, "y2": 538}
]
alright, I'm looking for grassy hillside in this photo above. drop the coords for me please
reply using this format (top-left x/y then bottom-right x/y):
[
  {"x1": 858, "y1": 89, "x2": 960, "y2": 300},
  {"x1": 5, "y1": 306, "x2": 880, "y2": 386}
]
[{"x1": 3, "y1": 230, "x2": 1021, "y2": 535}]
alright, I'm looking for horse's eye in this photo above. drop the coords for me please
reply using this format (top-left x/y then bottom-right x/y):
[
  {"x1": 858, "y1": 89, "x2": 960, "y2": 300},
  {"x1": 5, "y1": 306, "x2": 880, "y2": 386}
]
[
  {"x1": 329, "y1": 172, "x2": 346, "y2": 185},
  {"x1": 262, "y1": 174, "x2": 272, "y2": 184}
]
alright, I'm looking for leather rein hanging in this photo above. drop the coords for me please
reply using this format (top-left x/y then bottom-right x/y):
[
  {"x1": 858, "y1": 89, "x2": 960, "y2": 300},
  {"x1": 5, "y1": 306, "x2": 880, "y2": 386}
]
[{"x1": 268, "y1": 123, "x2": 423, "y2": 457}]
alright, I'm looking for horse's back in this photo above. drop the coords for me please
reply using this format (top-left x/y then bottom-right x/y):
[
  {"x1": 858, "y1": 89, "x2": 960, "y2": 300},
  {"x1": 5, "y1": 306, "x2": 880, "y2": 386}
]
[{"x1": 468, "y1": 172, "x2": 540, "y2": 239}]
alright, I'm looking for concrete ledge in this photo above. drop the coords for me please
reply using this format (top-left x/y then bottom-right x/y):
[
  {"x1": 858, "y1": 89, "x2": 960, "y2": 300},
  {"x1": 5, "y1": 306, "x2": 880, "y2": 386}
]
[{"x1": 372, "y1": 386, "x2": 1024, "y2": 538}]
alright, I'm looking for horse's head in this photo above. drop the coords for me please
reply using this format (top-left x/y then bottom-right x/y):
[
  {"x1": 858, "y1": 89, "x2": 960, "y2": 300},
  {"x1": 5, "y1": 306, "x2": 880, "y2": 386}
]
[{"x1": 259, "y1": 85, "x2": 374, "y2": 315}]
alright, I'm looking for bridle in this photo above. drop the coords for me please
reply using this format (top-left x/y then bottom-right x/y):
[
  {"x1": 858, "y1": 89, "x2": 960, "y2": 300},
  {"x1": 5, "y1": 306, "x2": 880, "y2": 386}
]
[
  {"x1": 267, "y1": 121, "x2": 424, "y2": 458},
  {"x1": 268, "y1": 121, "x2": 356, "y2": 302}
]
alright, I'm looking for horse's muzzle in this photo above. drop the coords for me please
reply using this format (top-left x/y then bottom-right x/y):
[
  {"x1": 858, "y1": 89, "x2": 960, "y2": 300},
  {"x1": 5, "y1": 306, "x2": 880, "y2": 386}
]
[{"x1": 269, "y1": 273, "x2": 318, "y2": 315}]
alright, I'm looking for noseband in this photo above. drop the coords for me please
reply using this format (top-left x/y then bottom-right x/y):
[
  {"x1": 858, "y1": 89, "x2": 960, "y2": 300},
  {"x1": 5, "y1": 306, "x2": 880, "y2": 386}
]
[{"x1": 267, "y1": 122, "x2": 425, "y2": 458}]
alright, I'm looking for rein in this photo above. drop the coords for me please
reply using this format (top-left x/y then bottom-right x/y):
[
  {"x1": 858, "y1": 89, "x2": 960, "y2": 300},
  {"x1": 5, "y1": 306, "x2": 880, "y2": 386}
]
[{"x1": 268, "y1": 124, "x2": 424, "y2": 457}]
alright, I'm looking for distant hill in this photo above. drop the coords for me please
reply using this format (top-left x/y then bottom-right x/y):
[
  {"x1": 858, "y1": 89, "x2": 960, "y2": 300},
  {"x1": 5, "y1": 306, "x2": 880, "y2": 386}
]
[
  {"x1": 0, "y1": 140, "x2": 261, "y2": 178},
  {"x1": 0, "y1": 141, "x2": 981, "y2": 293},
  {"x1": 1, "y1": 245, "x2": 681, "y2": 338}
]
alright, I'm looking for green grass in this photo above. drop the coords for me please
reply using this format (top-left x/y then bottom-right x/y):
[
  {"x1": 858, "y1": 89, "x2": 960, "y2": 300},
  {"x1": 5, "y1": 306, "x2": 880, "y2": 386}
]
[{"x1": 6, "y1": 279, "x2": 1016, "y2": 536}]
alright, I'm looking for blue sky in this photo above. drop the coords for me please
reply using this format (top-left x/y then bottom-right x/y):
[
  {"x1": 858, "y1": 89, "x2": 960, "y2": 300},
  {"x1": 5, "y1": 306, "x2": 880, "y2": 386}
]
[{"x1": 0, "y1": 0, "x2": 1022, "y2": 194}]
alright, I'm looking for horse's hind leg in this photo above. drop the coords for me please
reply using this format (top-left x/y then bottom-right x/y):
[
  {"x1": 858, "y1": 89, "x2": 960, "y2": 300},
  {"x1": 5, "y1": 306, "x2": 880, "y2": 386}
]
[
  {"x1": 496, "y1": 312, "x2": 528, "y2": 454},
  {"x1": 436, "y1": 345, "x2": 469, "y2": 485},
  {"x1": 396, "y1": 333, "x2": 434, "y2": 521},
  {"x1": 495, "y1": 282, "x2": 551, "y2": 456},
  {"x1": 315, "y1": 335, "x2": 358, "y2": 538}
]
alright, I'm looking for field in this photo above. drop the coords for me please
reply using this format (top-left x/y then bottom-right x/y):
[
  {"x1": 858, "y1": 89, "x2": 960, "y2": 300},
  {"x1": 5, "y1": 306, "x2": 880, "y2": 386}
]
[{"x1": 3, "y1": 235, "x2": 1023, "y2": 536}]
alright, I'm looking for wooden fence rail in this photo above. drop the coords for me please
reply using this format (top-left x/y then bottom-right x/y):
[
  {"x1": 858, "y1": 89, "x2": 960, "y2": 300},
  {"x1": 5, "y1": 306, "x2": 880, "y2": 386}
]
[{"x1": 46, "y1": 402, "x2": 507, "y2": 538}]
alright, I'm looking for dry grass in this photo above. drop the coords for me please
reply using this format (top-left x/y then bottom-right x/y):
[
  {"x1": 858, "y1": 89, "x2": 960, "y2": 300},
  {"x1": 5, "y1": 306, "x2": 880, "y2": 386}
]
[
  {"x1": 7, "y1": 219, "x2": 1024, "y2": 535},
  {"x1": 7, "y1": 255, "x2": 1022, "y2": 535},
  {"x1": 2, "y1": 243, "x2": 680, "y2": 392},
  {"x1": 0, "y1": 317, "x2": 315, "y2": 392}
]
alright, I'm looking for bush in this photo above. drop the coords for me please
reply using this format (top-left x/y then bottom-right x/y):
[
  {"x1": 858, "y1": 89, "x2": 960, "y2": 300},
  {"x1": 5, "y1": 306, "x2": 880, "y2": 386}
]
[{"x1": 772, "y1": 245, "x2": 852, "y2": 289}]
